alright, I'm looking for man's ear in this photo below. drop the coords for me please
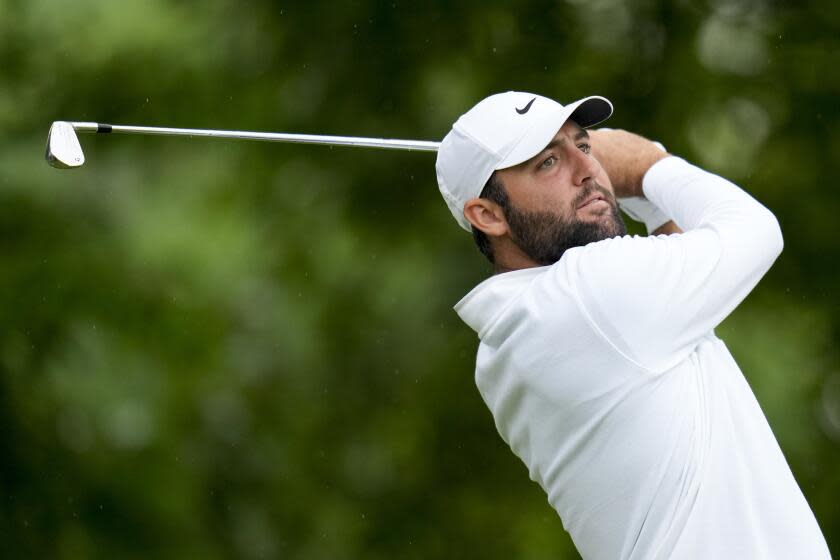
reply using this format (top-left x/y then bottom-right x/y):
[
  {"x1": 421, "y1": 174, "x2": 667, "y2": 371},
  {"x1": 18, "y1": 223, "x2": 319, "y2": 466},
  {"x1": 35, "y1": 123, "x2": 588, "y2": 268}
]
[{"x1": 463, "y1": 198, "x2": 509, "y2": 237}]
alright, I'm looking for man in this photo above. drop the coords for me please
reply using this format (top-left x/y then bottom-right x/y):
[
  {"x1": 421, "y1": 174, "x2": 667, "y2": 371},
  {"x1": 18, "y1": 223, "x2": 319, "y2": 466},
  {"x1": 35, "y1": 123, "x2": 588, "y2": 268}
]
[{"x1": 436, "y1": 92, "x2": 830, "y2": 559}]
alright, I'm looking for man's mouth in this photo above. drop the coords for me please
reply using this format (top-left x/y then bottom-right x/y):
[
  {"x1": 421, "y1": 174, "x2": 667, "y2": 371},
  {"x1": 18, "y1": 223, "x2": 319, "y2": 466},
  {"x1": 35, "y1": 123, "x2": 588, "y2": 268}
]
[{"x1": 577, "y1": 193, "x2": 608, "y2": 210}]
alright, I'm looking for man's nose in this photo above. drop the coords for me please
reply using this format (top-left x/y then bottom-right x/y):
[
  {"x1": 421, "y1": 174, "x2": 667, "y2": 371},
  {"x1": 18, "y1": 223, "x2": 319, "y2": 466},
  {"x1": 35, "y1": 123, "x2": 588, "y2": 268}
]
[{"x1": 571, "y1": 146, "x2": 600, "y2": 186}]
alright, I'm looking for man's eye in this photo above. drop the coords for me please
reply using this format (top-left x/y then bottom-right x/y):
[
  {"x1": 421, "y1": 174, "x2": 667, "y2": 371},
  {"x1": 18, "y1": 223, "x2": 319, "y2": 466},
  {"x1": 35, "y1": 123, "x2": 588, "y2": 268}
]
[
  {"x1": 539, "y1": 156, "x2": 556, "y2": 169},
  {"x1": 579, "y1": 143, "x2": 592, "y2": 154}
]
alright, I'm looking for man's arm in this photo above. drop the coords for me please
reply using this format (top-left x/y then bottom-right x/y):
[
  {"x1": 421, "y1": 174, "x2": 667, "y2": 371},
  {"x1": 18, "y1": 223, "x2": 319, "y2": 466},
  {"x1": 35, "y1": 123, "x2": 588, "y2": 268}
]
[
  {"x1": 591, "y1": 129, "x2": 684, "y2": 236},
  {"x1": 562, "y1": 130, "x2": 782, "y2": 373},
  {"x1": 652, "y1": 220, "x2": 683, "y2": 235},
  {"x1": 589, "y1": 129, "x2": 668, "y2": 199}
]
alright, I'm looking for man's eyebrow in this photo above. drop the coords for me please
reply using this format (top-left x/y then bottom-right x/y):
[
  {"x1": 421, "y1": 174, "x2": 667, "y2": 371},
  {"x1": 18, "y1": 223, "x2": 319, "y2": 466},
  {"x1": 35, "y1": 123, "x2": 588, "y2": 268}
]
[
  {"x1": 527, "y1": 140, "x2": 560, "y2": 166},
  {"x1": 541, "y1": 139, "x2": 561, "y2": 153},
  {"x1": 529, "y1": 130, "x2": 590, "y2": 166}
]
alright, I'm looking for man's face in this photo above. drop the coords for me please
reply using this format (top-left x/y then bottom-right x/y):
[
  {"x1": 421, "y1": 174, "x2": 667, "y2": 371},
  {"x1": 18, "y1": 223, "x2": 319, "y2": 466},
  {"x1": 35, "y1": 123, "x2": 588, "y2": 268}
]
[{"x1": 495, "y1": 120, "x2": 626, "y2": 265}]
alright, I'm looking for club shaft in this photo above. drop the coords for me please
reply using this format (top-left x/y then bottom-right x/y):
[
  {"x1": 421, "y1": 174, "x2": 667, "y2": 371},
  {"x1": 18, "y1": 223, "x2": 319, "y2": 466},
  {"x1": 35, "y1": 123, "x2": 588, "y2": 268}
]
[{"x1": 68, "y1": 122, "x2": 440, "y2": 152}]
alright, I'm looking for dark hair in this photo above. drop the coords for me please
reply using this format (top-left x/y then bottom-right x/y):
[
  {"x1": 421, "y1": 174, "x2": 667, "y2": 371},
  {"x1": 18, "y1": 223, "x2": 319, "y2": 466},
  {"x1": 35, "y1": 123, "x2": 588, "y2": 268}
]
[{"x1": 471, "y1": 172, "x2": 509, "y2": 264}]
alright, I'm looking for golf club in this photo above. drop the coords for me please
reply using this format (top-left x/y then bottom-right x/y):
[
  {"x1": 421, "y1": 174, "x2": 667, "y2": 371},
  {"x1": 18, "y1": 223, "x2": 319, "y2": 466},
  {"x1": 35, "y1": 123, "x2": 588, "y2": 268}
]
[{"x1": 45, "y1": 121, "x2": 441, "y2": 168}]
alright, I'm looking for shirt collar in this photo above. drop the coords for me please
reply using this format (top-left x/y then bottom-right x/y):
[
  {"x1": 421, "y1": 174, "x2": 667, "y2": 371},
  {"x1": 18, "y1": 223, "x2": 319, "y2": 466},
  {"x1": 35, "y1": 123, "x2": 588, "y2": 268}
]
[{"x1": 454, "y1": 266, "x2": 547, "y2": 335}]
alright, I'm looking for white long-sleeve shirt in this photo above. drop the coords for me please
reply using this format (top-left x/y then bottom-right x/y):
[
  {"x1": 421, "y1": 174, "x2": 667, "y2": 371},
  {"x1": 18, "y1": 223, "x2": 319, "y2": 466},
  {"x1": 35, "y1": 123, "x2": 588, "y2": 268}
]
[{"x1": 454, "y1": 157, "x2": 830, "y2": 559}]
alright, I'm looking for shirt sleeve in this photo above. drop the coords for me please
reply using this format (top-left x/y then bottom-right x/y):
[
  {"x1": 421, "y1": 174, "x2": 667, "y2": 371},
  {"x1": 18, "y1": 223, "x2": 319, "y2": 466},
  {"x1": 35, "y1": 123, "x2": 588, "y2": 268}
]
[{"x1": 566, "y1": 156, "x2": 784, "y2": 374}]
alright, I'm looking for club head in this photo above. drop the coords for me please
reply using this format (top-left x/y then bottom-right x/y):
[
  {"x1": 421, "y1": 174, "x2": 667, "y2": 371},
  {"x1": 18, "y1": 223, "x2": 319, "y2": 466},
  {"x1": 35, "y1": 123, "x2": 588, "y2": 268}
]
[{"x1": 46, "y1": 121, "x2": 85, "y2": 168}]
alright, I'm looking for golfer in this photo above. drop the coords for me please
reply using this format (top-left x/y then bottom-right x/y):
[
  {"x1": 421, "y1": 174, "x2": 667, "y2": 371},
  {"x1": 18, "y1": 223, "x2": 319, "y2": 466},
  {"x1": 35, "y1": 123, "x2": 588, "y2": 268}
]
[{"x1": 436, "y1": 92, "x2": 830, "y2": 559}]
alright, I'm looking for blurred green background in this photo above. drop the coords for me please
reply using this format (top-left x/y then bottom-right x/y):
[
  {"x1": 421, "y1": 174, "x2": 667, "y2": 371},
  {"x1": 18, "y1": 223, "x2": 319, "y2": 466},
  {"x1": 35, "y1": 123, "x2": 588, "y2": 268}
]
[{"x1": 1, "y1": 0, "x2": 838, "y2": 558}]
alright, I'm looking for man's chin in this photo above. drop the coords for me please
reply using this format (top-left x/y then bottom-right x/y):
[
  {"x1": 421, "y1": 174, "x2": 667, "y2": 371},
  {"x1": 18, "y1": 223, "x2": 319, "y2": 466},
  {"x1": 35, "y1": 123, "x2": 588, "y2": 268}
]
[
  {"x1": 603, "y1": 217, "x2": 628, "y2": 239},
  {"x1": 581, "y1": 211, "x2": 627, "y2": 240}
]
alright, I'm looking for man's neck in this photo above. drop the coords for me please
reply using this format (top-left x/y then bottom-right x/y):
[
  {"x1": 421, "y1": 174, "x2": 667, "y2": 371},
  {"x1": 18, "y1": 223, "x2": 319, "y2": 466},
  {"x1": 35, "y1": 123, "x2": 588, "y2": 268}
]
[{"x1": 493, "y1": 243, "x2": 542, "y2": 274}]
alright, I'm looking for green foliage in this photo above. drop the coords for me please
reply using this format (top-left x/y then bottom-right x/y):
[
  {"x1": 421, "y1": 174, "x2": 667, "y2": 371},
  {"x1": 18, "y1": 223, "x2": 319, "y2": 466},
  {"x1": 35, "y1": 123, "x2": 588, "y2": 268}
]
[{"x1": 1, "y1": 0, "x2": 838, "y2": 558}]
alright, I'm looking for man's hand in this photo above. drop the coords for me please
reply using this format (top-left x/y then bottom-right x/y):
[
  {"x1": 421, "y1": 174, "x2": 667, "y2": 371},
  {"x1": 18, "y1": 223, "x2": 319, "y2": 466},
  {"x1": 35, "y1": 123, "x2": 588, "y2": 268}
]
[{"x1": 589, "y1": 129, "x2": 669, "y2": 198}]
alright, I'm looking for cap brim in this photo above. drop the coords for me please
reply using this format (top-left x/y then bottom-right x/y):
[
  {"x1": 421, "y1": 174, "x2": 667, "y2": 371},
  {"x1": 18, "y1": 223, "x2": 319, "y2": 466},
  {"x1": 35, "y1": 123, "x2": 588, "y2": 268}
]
[
  {"x1": 496, "y1": 95, "x2": 613, "y2": 170},
  {"x1": 569, "y1": 96, "x2": 613, "y2": 128}
]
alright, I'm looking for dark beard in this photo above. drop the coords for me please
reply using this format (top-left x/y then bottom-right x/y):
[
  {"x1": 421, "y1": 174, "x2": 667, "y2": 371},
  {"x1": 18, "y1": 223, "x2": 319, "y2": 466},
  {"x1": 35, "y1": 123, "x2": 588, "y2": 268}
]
[{"x1": 505, "y1": 183, "x2": 627, "y2": 265}]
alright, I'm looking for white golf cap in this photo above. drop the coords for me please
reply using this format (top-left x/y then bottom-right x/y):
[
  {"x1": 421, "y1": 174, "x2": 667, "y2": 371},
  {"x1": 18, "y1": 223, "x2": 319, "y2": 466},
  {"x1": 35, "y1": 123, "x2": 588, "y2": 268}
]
[{"x1": 436, "y1": 91, "x2": 613, "y2": 231}]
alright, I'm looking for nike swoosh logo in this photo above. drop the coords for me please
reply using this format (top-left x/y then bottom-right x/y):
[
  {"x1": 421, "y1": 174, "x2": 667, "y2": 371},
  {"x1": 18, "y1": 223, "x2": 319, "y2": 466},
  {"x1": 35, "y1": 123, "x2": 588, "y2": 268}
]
[{"x1": 516, "y1": 97, "x2": 536, "y2": 114}]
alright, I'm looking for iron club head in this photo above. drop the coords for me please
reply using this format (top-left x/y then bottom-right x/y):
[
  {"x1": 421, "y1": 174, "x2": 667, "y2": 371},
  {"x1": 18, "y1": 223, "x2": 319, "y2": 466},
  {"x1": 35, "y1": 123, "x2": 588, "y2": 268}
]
[{"x1": 46, "y1": 121, "x2": 85, "y2": 168}]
